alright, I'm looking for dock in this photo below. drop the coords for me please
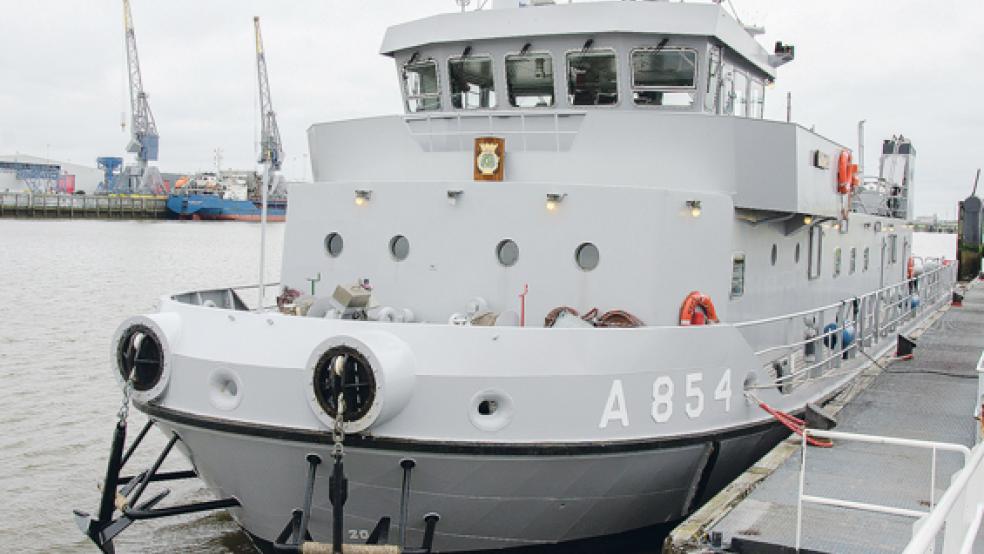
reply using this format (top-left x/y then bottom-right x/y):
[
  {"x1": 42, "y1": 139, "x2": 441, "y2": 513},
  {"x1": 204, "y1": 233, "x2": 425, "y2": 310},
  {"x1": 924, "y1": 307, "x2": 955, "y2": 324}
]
[
  {"x1": 0, "y1": 192, "x2": 168, "y2": 219},
  {"x1": 667, "y1": 281, "x2": 984, "y2": 553}
]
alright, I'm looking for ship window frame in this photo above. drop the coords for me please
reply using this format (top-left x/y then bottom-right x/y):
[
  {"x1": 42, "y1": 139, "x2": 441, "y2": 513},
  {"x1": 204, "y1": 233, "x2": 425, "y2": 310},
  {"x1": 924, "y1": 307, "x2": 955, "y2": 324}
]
[
  {"x1": 575, "y1": 242, "x2": 601, "y2": 271},
  {"x1": 403, "y1": 58, "x2": 442, "y2": 113},
  {"x1": 448, "y1": 54, "x2": 498, "y2": 110},
  {"x1": 630, "y1": 46, "x2": 699, "y2": 108},
  {"x1": 389, "y1": 234, "x2": 411, "y2": 262},
  {"x1": 749, "y1": 78, "x2": 765, "y2": 119},
  {"x1": 324, "y1": 232, "x2": 343, "y2": 258},
  {"x1": 833, "y1": 247, "x2": 842, "y2": 278},
  {"x1": 565, "y1": 49, "x2": 620, "y2": 107},
  {"x1": 808, "y1": 225, "x2": 822, "y2": 280},
  {"x1": 504, "y1": 51, "x2": 556, "y2": 109},
  {"x1": 730, "y1": 253, "x2": 746, "y2": 299},
  {"x1": 732, "y1": 69, "x2": 749, "y2": 118},
  {"x1": 888, "y1": 234, "x2": 898, "y2": 264},
  {"x1": 863, "y1": 247, "x2": 870, "y2": 271},
  {"x1": 704, "y1": 44, "x2": 723, "y2": 113},
  {"x1": 496, "y1": 238, "x2": 520, "y2": 267},
  {"x1": 849, "y1": 247, "x2": 857, "y2": 274}
]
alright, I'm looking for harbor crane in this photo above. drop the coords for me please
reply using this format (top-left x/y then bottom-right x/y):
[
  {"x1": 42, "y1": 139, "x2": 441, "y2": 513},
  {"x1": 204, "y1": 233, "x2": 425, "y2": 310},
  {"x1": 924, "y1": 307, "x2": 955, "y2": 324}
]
[
  {"x1": 255, "y1": 16, "x2": 284, "y2": 185},
  {"x1": 122, "y1": 0, "x2": 163, "y2": 194},
  {"x1": 254, "y1": 16, "x2": 285, "y2": 309}
]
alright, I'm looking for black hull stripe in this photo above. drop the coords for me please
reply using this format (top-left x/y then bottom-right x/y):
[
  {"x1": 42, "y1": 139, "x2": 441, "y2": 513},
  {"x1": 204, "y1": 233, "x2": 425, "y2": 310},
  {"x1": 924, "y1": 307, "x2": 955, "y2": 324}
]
[{"x1": 137, "y1": 401, "x2": 790, "y2": 456}]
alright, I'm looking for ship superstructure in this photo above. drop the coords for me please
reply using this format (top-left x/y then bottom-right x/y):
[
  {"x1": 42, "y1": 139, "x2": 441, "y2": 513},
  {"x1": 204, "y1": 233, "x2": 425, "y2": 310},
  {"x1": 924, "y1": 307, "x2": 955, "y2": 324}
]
[{"x1": 78, "y1": 2, "x2": 957, "y2": 553}]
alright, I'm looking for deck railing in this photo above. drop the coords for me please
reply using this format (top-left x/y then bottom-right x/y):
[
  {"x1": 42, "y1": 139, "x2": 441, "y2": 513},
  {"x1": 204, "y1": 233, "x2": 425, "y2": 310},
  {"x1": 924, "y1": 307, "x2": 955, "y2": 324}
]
[{"x1": 735, "y1": 261, "x2": 957, "y2": 395}]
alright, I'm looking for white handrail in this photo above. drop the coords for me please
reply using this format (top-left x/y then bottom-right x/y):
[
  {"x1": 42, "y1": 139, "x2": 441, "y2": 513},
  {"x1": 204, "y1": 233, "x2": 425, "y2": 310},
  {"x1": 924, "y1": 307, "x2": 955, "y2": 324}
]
[
  {"x1": 797, "y1": 428, "x2": 973, "y2": 552},
  {"x1": 903, "y1": 440, "x2": 984, "y2": 554}
]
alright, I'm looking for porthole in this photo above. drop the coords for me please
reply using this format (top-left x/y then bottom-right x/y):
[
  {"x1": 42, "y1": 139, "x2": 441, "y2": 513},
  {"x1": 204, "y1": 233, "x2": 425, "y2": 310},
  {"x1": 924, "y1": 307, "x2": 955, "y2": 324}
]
[
  {"x1": 324, "y1": 233, "x2": 343, "y2": 257},
  {"x1": 795, "y1": 243, "x2": 801, "y2": 264},
  {"x1": 575, "y1": 242, "x2": 600, "y2": 271},
  {"x1": 496, "y1": 239, "x2": 519, "y2": 267},
  {"x1": 770, "y1": 244, "x2": 778, "y2": 266},
  {"x1": 389, "y1": 235, "x2": 410, "y2": 261}
]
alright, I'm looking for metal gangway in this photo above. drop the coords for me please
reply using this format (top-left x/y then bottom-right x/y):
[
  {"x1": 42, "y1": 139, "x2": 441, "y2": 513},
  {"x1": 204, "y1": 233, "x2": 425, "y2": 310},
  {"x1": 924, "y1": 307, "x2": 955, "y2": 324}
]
[{"x1": 795, "y1": 350, "x2": 984, "y2": 554}]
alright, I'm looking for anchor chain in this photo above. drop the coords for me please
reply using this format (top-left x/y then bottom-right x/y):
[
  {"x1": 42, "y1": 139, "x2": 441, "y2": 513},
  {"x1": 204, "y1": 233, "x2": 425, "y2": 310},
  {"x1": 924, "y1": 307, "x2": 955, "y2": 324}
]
[
  {"x1": 117, "y1": 376, "x2": 135, "y2": 425},
  {"x1": 332, "y1": 355, "x2": 347, "y2": 459}
]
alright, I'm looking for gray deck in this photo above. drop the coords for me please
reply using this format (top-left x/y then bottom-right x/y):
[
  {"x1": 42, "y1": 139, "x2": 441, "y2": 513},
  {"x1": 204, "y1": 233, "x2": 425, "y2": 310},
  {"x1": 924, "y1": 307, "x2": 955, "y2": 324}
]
[{"x1": 676, "y1": 282, "x2": 984, "y2": 553}]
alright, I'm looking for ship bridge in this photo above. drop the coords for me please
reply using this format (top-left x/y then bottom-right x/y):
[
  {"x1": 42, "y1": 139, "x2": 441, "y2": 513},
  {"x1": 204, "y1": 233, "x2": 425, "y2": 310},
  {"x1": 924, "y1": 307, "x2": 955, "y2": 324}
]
[{"x1": 381, "y1": 0, "x2": 782, "y2": 116}]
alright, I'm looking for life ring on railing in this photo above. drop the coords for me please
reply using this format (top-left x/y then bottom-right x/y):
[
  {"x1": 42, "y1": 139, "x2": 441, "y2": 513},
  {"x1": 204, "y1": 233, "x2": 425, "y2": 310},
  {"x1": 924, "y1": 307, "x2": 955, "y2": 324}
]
[
  {"x1": 679, "y1": 291, "x2": 720, "y2": 326},
  {"x1": 837, "y1": 150, "x2": 857, "y2": 195},
  {"x1": 907, "y1": 257, "x2": 915, "y2": 279}
]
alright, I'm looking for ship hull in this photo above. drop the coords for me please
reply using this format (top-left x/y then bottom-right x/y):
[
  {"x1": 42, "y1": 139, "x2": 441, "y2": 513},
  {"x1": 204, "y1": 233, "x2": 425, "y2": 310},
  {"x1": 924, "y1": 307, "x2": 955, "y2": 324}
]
[
  {"x1": 166, "y1": 193, "x2": 287, "y2": 222},
  {"x1": 144, "y1": 402, "x2": 788, "y2": 552}
]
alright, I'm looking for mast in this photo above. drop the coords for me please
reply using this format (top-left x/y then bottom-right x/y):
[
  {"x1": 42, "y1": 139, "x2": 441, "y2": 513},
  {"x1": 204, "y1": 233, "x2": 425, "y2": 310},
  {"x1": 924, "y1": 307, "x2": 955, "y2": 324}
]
[
  {"x1": 254, "y1": 16, "x2": 283, "y2": 310},
  {"x1": 122, "y1": 0, "x2": 160, "y2": 192}
]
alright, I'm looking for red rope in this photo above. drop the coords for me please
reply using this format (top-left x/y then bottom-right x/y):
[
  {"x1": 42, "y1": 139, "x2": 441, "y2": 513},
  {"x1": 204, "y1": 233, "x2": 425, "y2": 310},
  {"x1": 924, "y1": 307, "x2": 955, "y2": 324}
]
[{"x1": 758, "y1": 401, "x2": 833, "y2": 448}]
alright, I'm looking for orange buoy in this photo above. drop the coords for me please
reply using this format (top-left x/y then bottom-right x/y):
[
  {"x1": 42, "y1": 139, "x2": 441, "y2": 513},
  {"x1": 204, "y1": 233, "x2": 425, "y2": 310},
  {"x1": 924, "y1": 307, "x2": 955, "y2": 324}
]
[
  {"x1": 837, "y1": 151, "x2": 854, "y2": 194},
  {"x1": 679, "y1": 291, "x2": 719, "y2": 326},
  {"x1": 907, "y1": 256, "x2": 915, "y2": 279}
]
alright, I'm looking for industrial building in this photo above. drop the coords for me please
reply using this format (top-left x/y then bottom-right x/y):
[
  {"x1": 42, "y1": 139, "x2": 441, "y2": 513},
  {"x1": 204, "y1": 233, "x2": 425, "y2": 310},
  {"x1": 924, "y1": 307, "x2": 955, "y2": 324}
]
[{"x1": 0, "y1": 154, "x2": 104, "y2": 194}]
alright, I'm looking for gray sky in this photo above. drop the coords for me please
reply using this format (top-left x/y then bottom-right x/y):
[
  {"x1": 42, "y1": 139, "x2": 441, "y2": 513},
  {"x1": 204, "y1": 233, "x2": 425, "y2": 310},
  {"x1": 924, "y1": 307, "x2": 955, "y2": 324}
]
[{"x1": 1, "y1": 0, "x2": 980, "y2": 217}]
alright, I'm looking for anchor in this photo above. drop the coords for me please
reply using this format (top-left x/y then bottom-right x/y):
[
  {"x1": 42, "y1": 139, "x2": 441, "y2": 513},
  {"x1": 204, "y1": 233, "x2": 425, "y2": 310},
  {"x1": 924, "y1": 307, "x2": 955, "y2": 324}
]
[{"x1": 73, "y1": 383, "x2": 240, "y2": 553}]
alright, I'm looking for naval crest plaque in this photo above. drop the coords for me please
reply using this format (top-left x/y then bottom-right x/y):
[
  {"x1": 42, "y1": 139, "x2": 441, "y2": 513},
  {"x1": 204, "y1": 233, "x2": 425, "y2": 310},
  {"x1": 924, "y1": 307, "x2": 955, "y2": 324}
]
[{"x1": 473, "y1": 137, "x2": 505, "y2": 181}]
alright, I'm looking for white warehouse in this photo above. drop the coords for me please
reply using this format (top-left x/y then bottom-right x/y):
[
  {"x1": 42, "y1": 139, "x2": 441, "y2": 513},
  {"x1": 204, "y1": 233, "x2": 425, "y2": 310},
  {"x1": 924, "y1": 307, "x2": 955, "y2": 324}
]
[{"x1": 0, "y1": 154, "x2": 105, "y2": 194}]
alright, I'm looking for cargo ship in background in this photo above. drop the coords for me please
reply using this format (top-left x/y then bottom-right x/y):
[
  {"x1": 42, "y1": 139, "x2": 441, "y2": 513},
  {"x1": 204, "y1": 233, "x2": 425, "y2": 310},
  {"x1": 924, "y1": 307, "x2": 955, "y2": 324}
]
[{"x1": 165, "y1": 170, "x2": 287, "y2": 222}]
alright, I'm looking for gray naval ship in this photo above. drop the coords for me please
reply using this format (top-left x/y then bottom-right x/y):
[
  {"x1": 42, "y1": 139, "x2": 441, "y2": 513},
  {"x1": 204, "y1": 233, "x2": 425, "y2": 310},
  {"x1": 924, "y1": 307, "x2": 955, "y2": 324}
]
[{"x1": 78, "y1": 1, "x2": 957, "y2": 552}]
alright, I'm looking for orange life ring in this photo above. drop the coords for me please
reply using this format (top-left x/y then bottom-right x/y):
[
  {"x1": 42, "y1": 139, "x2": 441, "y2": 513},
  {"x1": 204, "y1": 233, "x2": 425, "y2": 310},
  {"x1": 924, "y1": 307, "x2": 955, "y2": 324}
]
[
  {"x1": 837, "y1": 150, "x2": 855, "y2": 194},
  {"x1": 907, "y1": 257, "x2": 915, "y2": 279},
  {"x1": 679, "y1": 291, "x2": 720, "y2": 326}
]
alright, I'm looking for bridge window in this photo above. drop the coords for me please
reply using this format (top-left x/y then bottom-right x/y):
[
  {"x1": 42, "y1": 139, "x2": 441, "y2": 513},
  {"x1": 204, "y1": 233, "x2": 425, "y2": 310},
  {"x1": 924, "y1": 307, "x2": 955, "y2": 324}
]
[
  {"x1": 567, "y1": 51, "x2": 618, "y2": 106},
  {"x1": 833, "y1": 247, "x2": 842, "y2": 278},
  {"x1": 749, "y1": 79, "x2": 765, "y2": 119},
  {"x1": 705, "y1": 45, "x2": 722, "y2": 112},
  {"x1": 403, "y1": 59, "x2": 441, "y2": 113},
  {"x1": 449, "y1": 56, "x2": 496, "y2": 109},
  {"x1": 850, "y1": 247, "x2": 857, "y2": 274},
  {"x1": 732, "y1": 70, "x2": 748, "y2": 117},
  {"x1": 506, "y1": 53, "x2": 555, "y2": 108},
  {"x1": 631, "y1": 48, "x2": 698, "y2": 107}
]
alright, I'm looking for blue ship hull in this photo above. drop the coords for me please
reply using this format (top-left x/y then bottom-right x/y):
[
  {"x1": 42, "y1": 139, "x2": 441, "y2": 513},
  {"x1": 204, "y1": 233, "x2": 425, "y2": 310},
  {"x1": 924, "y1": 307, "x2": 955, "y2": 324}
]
[{"x1": 166, "y1": 194, "x2": 287, "y2": 222}]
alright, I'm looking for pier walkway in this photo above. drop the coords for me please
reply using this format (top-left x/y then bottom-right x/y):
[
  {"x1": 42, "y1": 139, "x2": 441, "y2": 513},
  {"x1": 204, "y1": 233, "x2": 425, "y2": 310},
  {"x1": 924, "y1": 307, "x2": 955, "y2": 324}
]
[
  {"x1": 668, "y1": 281, "x2": 984, "y2": 553},
  {"x1": 0, "y1": 192, "x2": 168, "y2": 219}
]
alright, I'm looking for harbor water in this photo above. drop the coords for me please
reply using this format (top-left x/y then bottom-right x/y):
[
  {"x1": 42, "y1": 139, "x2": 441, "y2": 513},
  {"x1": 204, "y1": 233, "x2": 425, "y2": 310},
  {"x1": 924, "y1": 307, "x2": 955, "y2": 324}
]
[
  {"x1": 0, "y1": 220, "x2": 958, "y2": 553},
  {"x1": 0, "y1": 220, "x2": 282, "y2": 553}
]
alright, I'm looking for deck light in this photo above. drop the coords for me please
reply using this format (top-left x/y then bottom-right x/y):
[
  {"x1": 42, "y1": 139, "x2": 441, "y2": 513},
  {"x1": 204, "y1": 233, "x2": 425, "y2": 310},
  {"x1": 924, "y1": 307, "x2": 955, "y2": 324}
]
[
  {"x1": 354, "y1": 190, "x2": 372, "y2": 206},
  {"x1": 686, "y1": 200, "x2": 702, "y2": 218},
  {"x1": 803, "y1": 215, "x2": 813, "y2": 225},
  {"x1": 447, "y1": 190, "x2": 464, "y2": 206},
  {"x1": 546, "y1": 193, "x2": 566, "y2": 211}
]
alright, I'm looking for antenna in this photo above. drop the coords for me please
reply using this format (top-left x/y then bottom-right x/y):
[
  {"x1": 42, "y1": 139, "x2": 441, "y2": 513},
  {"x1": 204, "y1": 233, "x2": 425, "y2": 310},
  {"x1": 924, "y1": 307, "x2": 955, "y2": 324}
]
[
  {"x1": 973, "y1": 169, "x2": 981, "y2": 197},
  {"x1": 455, "y1": 0, "x2": 472, "y2": 12}
]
